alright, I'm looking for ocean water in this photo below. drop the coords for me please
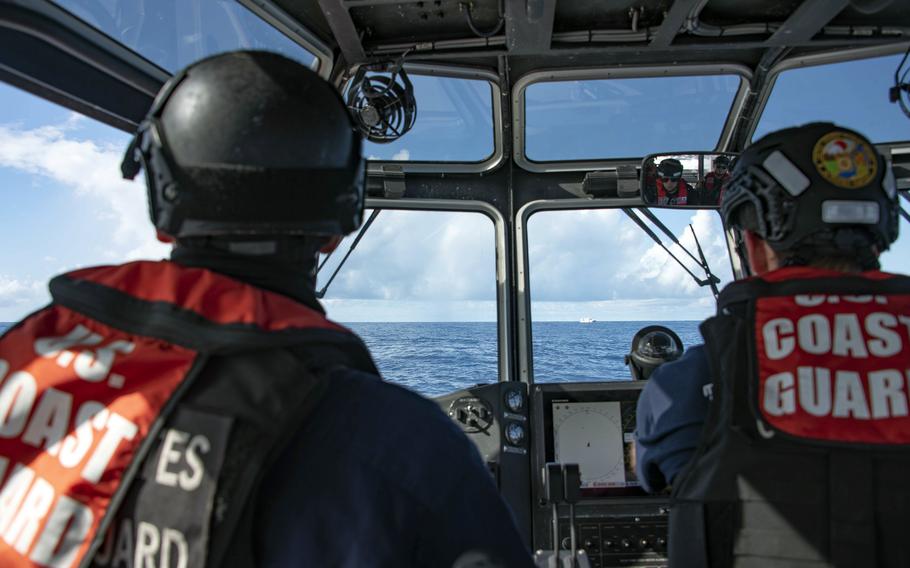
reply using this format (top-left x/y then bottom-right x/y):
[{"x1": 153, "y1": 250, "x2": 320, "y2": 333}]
[{"x1": 0, "y1": 320, "x2": 702, "y2": 397}]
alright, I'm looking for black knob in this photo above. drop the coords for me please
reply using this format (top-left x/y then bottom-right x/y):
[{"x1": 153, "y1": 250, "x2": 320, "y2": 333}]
[
  {"x1": 620, "y1": 538, "x2": 631, "y2": 549},
  {"x1": 656, "y1": 537, "x2": 667, "y2": 549},
  {"x1": 638, "y1": 538, "x2": 649, "y2": 549},
  {"x1": 583, "y1": 538, "x2": 598, "y2": 550},
  {"x1": 561, "y1": 537, "x2": 571, "y2": 550},
  {"x1": 603, "y1": 539, "x2": 615, "y2": 549}
]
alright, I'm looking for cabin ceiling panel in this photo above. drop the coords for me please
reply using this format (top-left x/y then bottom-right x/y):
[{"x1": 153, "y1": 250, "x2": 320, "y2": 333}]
[
  {"x1": 272, "y1": 0, "x2": 336, "y2": 46},
  {"x1": 552, "y1": 0, "x2": 666, "y2": 34},
  {"x1": 834, "y1": 2, "x2": 910, "y2": 27},
  {"x1": 350, "y1": 0, "x2": 501, "y2": 45},
  {"x1": 505, "y1": 49, "x2": 767, "y2": 80},
  {"x1": 701, "y1": 0, "x2": 805, "y2": 23},
  {"x1": 705, "y1": 0, "x2": 904, "y2": 27}
]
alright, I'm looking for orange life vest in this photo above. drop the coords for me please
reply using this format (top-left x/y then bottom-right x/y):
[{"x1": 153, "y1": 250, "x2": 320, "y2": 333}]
[{"x1": 0, "y1": 261, "x2": 361, "y2": 568}]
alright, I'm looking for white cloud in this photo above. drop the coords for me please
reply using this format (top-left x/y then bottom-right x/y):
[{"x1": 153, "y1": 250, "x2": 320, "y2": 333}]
[
  {"x1": 0, "y1": 122, "x2": 168, "y2": 261},
  {"x1": 392, "y1": 149, "x2": 410, "y2": 161},
  {"x1": 528, "y1": 208, "x2": 732, "y2": 306},
  {"x1": 0, "y1": 275, "x2": 46, "y2": 314},
  {"x1": 320, "y1": 209, "x2": 496, "y2": 302}
]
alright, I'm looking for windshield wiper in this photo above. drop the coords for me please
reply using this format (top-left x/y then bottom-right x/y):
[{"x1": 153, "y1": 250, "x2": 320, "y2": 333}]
[
  {"x1": 899, "y1": 188, "x2": 910, "y2": 224},
  {"x1": 315, "y1": 209, "x2": 381, "y2": 299},
  {"x1": 622, "y1": 208, "x2": 721, "y2": 297}
]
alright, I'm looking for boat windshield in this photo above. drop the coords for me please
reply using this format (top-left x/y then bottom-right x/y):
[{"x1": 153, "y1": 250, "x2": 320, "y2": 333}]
[
  {"x1": 523, "y1": 74, "x2": 743, "y2": 162},
  {"x1": 49, "y1": 0, "x2": 318, "y2": 72},
  {"x1": 754, "y1": 52, "x2": 910, "y2": 144},
  {"x1": 527, "y1": 208, "x2": 734, "y2": 383},
  {"x1": 361, "y1": 74, "x2": 496, "y2": 163}
]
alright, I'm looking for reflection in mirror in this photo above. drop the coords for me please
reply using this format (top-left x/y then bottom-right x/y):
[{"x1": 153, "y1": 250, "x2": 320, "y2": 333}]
[{"x1": 640, "y1": 153, "x2": 737, "y2": 208}]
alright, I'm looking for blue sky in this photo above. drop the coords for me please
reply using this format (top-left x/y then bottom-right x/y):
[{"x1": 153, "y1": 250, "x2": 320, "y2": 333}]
[{"x1": 0, "y1": 32, "x2": 908, "y2": 322}]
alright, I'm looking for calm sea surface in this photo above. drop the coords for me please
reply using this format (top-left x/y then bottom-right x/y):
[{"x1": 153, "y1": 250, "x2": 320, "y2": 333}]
[{"x1": 0, "y1": 321, "x2": 702, "y2": 397}]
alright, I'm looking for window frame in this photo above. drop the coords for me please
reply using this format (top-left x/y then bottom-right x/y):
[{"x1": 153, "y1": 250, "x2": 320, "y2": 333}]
[
  {"x1": 360, "y1": 63, "x2": 505, "y2": 174},
  {"x1": 512, "y1": 64, "x2": 753, "y2": 173},
  {"x1": 362, "y1": 198, "x2": 510, "y2": 383},
  {"x1": 515, "y1": 199, "x2": 733, "y2": 385},
  {"x1": 747, "y1": 42, "x2": 910, "y2": 149},
  {"x1": 235, "y1": 0, "x2": 334, "y2": 77}
]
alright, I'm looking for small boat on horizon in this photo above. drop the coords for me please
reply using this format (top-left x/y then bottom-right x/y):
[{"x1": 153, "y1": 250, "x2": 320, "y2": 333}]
[{"x1": 579, "y1": 317, "x2": 596, "y2": 324}]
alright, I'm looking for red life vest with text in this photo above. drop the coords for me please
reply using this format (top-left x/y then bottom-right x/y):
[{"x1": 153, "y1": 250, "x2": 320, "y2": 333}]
[
  {"x1": 670, "y1": 267, "x2": 910, "y2": 568},
  {"x1": 0, "y1": 261, "x2": 372, "y2": 568},
  {"x1": 657, "y1": 179, "x2": 689, "y2": 205}
]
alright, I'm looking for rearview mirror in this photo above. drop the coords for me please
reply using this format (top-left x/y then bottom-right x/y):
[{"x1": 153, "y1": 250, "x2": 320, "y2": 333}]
[{"x1": 641, "y1": 152, "x2": 737, "y2": 208}]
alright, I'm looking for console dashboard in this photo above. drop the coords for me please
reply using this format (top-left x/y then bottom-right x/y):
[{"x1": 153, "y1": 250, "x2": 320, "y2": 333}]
[{"x1": 531, "y1": 381, "x2": 668, "y2": 568}]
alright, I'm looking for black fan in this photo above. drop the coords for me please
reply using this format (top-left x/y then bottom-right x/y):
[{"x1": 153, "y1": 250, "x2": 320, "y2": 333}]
[{"x1": 346, "y1": 64, "x2": 417, "y2": 143}]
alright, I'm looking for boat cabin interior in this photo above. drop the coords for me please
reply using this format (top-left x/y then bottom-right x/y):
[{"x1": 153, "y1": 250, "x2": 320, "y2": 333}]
[{"x1": 2, "y1": 0, "x2": 909, "y2": 566}]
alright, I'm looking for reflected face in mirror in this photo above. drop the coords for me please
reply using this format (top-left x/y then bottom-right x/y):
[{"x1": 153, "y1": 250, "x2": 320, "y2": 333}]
[{"x1": 640, "y1": 152, "x2": 737, "y2": 208}]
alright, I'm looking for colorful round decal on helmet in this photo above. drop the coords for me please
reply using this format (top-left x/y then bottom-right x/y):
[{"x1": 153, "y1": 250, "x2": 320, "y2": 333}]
[{"x1": 812, "y1": 131, "x2": 877, "y2": 189}]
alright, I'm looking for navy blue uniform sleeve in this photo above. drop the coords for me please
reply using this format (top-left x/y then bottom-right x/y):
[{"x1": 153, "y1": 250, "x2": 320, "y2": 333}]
[{"x1": 634, "y1": 345, "x2": 712, "y2": 493}]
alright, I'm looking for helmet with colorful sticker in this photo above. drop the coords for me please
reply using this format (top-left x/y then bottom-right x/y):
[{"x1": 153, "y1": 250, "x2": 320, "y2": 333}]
[
  {"x1": 657, "y1": 158, "x2": 684, "y2": 180},
  {"x1": 721, "y1": 122, "x2": 898, "y2": 268},
  {"x1": 121, "y1": 50, "x2": 365, "y2": 240}
]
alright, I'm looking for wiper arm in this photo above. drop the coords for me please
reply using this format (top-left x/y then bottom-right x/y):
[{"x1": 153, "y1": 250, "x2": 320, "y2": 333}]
[
  {"x1": 316, "y1": 209, "x2": 381, "y2": 299},
  {"x1": 637, "y1": 208, "x2": 704, "y2": 268},
  {"x1": 636, "y1": 208, "x2": 721, "y2": 296},
  {"x1": 899, "y1": 189, "x2": 910, "y2": 224},
  {"x1": 622, "y1": 209, "x2": 719, "y2": 297},
  {"x1": 689, "y1": 224, "x2": 720, "y2": 297}
]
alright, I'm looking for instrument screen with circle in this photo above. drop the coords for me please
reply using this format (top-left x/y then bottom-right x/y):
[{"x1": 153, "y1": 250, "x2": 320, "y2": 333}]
[{"x1": 553, "y1": 401, "x2": 626, "y2": 488}]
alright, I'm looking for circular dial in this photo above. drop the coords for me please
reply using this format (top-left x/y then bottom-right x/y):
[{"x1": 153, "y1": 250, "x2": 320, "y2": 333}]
[
  {"x1": 505, "y1": 390, "x2": 523, "y2": 412},
  {"x1": 505, "y1": 422, "x2": 525, "y2": 445}
]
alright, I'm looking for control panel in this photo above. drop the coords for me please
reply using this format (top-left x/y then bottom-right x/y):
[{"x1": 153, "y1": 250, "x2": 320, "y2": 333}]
[
  {"x1": 558, "y1": 513, "x2": 668, "y2": 567},
  {"x1": 435, "y1": 382, "x2": 532, "y2": 543},
  {"x1": 531, "y1": 382, "x2": 668, "y2": 566}
]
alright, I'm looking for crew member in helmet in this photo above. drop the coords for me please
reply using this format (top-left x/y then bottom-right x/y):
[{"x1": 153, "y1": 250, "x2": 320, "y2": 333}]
[
  {"x1": 655, "y1": 158, "x2": 693, "y2": 205},
  {"x1": 694, "y1": 155, "x2": 731, "y2": 205},
  {"x1": 634, "y1": 123, "x2": 907, "y2": 564},
  {"x1": 0, "y1": 51, "x2": 533, "y2": 568}
]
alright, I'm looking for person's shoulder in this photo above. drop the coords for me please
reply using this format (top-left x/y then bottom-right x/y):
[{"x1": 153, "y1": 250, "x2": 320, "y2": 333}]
[
  {"x1": 320, "y1": 367, "x2": 479, "y2": 460},
  {"x1": 647, "y1": 344, "x2": 709, "y2": 388},
  {"x1": 319, "y1": 369, "x2": 489, "y2": 506}
]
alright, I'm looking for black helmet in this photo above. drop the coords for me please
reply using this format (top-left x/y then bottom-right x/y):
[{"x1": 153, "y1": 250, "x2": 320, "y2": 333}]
[
  {"x1": 714, "y1": 155, "x2": 731, "y2": 169},
  {"x1": 721, "y1": 123, "x2": 898, "y2": 261},
  {"x1": 122, "y1": 50, "x2": 365, "y2": 240},
  {"x1": 625, "y1": 326, "x2": 684, "y2": 381},
  {"x1": 657, "y1": 158, "x2": 684, "y2": 180}
]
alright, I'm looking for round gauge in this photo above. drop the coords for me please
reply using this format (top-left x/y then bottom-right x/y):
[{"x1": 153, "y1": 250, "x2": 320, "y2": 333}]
[
  {"x1": 553, "y1": 402, "x2": 625, "y2": 486},
  {"x1": 505, "y1": 422, "x2": 525, "y2": 445},
  {"x1": 505, "y1": 390, "x2": 524, "y2": 412}
]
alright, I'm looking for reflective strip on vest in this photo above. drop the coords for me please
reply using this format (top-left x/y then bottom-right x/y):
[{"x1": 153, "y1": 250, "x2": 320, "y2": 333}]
[{"x1": 0, "y1": 305, "x2": 198, "y2": 568}]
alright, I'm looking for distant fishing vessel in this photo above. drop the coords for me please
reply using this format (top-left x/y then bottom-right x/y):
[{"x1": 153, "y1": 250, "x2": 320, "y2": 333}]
[{"x1": 579, "y1": 317, "x2": 596, "y2": 324}]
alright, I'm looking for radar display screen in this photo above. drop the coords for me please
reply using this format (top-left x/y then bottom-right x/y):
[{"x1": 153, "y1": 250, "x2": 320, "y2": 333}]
[
  {"x1": 553, "y1": 402, "x2": 627, "y2": 488},
  {"x1": 544, "y1": 391, "x2": 645, "y2": 498}
]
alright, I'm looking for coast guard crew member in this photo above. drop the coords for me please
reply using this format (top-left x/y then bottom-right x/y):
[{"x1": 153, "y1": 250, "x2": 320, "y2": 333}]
[
  {"x1": 635, "y1": 123, "x2": 910, "y2": 567},
  {"x1": 0, "y1": 51, "x2": 533, "y2": 568}
]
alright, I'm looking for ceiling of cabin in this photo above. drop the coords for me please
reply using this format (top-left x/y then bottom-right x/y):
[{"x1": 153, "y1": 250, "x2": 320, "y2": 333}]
[{"x1": 271, "y1": 0, "x2": 910, "y2": 71}]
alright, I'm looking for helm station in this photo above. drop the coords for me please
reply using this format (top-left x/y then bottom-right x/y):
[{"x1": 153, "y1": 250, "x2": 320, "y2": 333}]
[{"x1": 1, "y1": 1, "x2": 909, "y2": 567}]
